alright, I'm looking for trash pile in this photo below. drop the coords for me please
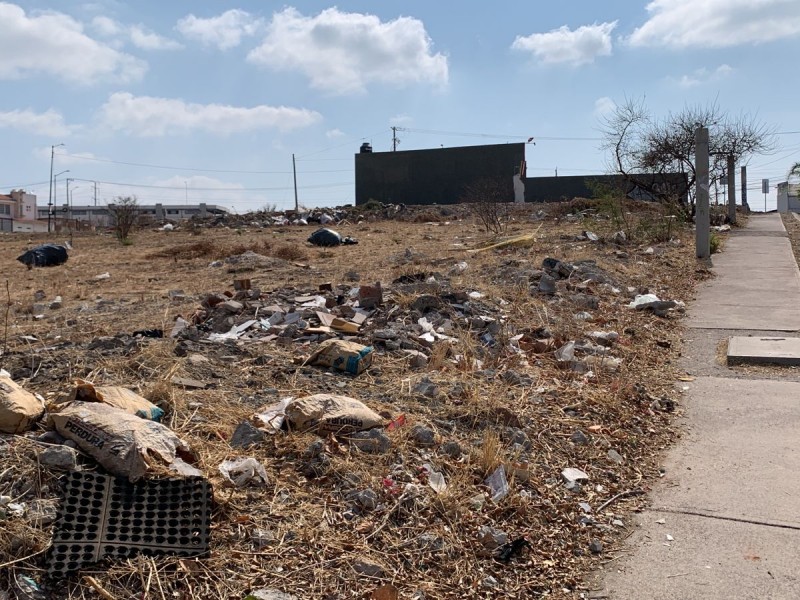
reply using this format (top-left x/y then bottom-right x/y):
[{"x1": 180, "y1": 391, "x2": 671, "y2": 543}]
[{"x1": 0, "y1": 204, "x2": 700, "y2": 598}]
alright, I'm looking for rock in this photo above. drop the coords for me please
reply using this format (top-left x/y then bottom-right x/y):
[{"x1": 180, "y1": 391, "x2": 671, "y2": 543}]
[
  {"x1": 372, "y1": 329, "x2": 398, "y2": 341},
  {"x1": 416, "y1": 533, "x2": 446, "y2": 553},
  {"x1": 221, "y1": 300, "x2": 244, "y2": 313},
  {"x1": 38, "y1": 446, "x2": 77, "y2": 471},
  {"x1": 440, "y1": 440, "x2": 462, "y2": 459},
  {"x1": 482, "y1": 576, "x2": 499, "y2": 589},
  {"x1": 37, "y1": 431, "x2": 65, "y2": 445},
  {"x1": 230, "y1": 421, "x2": 265, "y2": 448},
  {"x1": 571, "y1": 430, "x2": 589, "y2": 445},
  {"x1": 411, "y1": 294, "x2": 442, "y2": 313},
  {"x1": 477, "y1": 525, "x2": 508, "y2": 549},
  {"x1": 589, "y1": 539, "x2": 604, "y2": 554},
  {"x1": 403, "y1": 349, "x2": 428, "y2": 369},
  {"x1": 565, "y1": 481, "x2": 582, "y2": 493},
  {"x1": 607, "y1": 449, "x2": 624, "y2": 464},
  {"x1": 562, "y1": 468, "x2": 589, "y2": 484},
  {"x1": 63, "y1": 440, "x2": 79, "y2": 450},
  {"x1": 349, "y1": 429, "x2": 391, "y2": 454},
  {"x1": 49, "y1": 296, "x2": 63, "y2": 310},
  {"x1": 353, "y1": 558, "x2": 385, "y2": 577},
  {"x1": 33, "y1": 290, "x2": 46, "y2": 301},
  {"x1": 612, "y1": 231, "x2": 627, "y2": 244},
  {"x1": 612, "y1": 519, "x2": 625, "y2": 527},
  {"x1": 248, "y1": 590, "x2": 297, "y2": 600},
  {"x1": 413, "y1": 377, "x2": 439, "y2": 398},
  {"x1": 410, "y1": 424, "x2": 436, "y2": 447},
  {"x1": 504, "y1": 427, "x2": 532, "y2": 450},
  {"x1": 251, "y1": 528, "x2": 276, "y2": 549},
  {"x1": 345, "y1": 270, "x2": 361, "y2": 282},
  {"x1": 537, "y1": 273, "x2": 556, "y2": 295},
  {"x1": 571, "y1": 293, "x2": 599, "y2": 310},
  {"x1": 353, "y1": 489, "x2": 378, "y2": 511}
]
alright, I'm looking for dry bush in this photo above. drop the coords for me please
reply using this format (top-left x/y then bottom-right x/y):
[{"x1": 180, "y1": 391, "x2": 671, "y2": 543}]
[{"x1": 272, "y1": 243, "x2": 309, "y2": 261}]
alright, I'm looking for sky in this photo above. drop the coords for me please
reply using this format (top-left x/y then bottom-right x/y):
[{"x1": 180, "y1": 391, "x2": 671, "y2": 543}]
[{"x1": 0, "y1": 0, "x2": 798, "y2": 213}]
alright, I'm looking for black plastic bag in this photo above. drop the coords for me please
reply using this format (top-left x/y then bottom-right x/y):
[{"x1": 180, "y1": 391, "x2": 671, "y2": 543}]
[
  {"x1": 17, "y1": 244, "x2": 68, "y2": 268},
  {"x1": 308, "y1": 228, "x2": 343, "y2": 247}
]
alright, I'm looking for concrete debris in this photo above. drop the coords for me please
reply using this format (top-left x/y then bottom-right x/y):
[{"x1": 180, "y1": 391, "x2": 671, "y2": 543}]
[{"x1": 38, "y1": 445, "x2": 78, "y2": 471}]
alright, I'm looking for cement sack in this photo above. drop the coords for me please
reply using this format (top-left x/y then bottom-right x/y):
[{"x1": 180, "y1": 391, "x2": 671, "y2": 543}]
[
  {"x1": 0, "y1": 376, "x2": 45, "y2": 433},
  {"x1": 49, "y1": 401, "x2": 200, "y2": 482},
  {"x1": 309, "y1": 339, "x2": 373, "y2": 375},
  {"x1": 285, "y1": 394, "x2": 383, "y2": 435},
  {"x1": 57, "y1": 380, "x2": 164, "y2": 421}
]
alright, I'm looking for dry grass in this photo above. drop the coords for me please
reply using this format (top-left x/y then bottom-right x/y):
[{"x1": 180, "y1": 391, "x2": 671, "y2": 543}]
[{"x1": 0, "y1": 201, "x2": 704, "y2": 598}]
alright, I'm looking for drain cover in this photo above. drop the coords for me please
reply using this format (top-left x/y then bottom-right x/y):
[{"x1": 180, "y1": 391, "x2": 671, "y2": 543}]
[{"x1": 49, "y1": 471, "x2": 212, "y2": 577}]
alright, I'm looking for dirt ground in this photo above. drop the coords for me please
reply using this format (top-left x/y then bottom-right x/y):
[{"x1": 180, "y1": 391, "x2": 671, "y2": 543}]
[{"x1": 0, "y1": 201, "x2": 706, "y2": 599}]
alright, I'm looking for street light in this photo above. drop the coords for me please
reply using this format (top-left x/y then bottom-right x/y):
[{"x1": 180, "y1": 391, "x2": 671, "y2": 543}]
[
  {"x1": 48, "y1": 143, "x2": 65, "y2": 233},
  {"x1": 53, "y1": 170, "x2": 69, "y2": 229}
]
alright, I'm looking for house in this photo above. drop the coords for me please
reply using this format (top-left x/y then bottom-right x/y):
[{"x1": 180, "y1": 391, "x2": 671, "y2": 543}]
[
  {"x1": 0, "y1": 190, "x2": 46, "y2": 232},
  {"x1": 36, "y1": 202, "x2": 229, "y2": 228}
]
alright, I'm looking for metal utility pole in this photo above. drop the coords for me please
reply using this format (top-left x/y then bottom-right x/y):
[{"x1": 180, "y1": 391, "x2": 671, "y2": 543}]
[
  {"x1": 48, "y1": 143, "x2": 64, "y2": 233},
  {"x1": 741, "y1": 166, "x2": 748, "y2": 212},
  {"x1": 93, "y1": 181, "x2": 97, "y2": 206},
  {"x1": 695, "y1": 127, "x2": 710, "y2": 259},
  {"x1": 184, "y1": 181, "x2": 188, "y2": 205},
  {"x1": 392, "y1": 127, "x2": 399, "y2": 151},
  {"x1": 727, "y1": 154, "x2": 736, "y2": 224},
  {"x1": 292, "y1": 153, "x2": 299, "y2": 212}
]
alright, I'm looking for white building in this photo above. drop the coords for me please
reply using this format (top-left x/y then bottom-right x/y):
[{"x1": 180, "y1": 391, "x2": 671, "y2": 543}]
[
  {"x1": 0, "y1": 190, "x2": 47, "y2": 232},
  {"x1": 36, "y1": 202, "x2": 229, "y2": 228},
  {"x1": 777, "y1": 182, "x2": 800, "y2": 213}
]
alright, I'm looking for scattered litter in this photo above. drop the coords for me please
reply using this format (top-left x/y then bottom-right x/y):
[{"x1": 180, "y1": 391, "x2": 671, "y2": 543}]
[
  {"x1": 309, "y1": 339, "x2": 373, "y2": 375},
  {"x1": 17, "y1": 244, "x2": 68, "y2": 268},
  {"x1": 219, "y1": 457, "x2": 269, "y2": 487},
  {"x1": 0, "y1": 375, "x2": 45, "y2": 433},
  {"x1": 56, "y1": 380, "x2": 164, "y2": 422},
  {"x1": 485, "y1": 465, "x2": 509, "y2": 502},
  {"x1": 48, "y1": 401, "x2": 200, "y2": 482},
  {"x1": 284, "y1": 394, "x2": 383, "y2": 434},
  {"x1": 307, "y1": 228, "x2": 358, "y2": 247},
  {"x1": 92, "y1": 272, "x2": 111, "y2": 281}
]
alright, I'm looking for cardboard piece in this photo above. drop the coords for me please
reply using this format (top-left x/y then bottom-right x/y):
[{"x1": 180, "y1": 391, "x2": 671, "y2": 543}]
[
  {"x1": 309, "y1": 339, "x2": 373, "y2": 375},
  {"x1": 49, "y1": 401, "x2": 200, "y2": 482},
  {"x1": 60, "y1": 380, "x2": 164, "y2": 422},
  {"x1": 285, "y1": 394, "x2": 383, "y2": 435},
  {"x1": 0, "y1": 376, "x2": 45, "y2": 433}
]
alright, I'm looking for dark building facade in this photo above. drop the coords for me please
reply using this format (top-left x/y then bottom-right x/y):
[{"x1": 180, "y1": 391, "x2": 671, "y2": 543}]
[
  {"x1": 355, "y1": 142, "x2": 688, "y2": 206},
  {"x1": 523, "y1": 173, "x2": 689, "y2": 203},
  {"x1": 355, "y1": 143, "x2": 525, "y2": 206}
]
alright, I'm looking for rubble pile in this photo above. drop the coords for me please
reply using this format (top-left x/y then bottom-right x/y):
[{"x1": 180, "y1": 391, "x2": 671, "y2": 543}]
[{"x1": 0, "y1": 204, "x2": 700, "y2": 598}]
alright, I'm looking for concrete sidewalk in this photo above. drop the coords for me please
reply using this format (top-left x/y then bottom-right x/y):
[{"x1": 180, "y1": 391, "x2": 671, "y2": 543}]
[{"x1": 601, "y1": 213, "x2": 800, "y2": 599}]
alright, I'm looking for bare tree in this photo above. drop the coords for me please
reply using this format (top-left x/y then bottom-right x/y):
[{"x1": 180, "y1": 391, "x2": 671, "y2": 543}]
[
  {"x1": 107, "y1": 196, "x2": 140, "y2": 242},
  {"x1": 601, "y1": 98, "x2": 775, "y2": 208},
  {"x1": 461, "y1": 178, "x2": 510, "y2": 234}
]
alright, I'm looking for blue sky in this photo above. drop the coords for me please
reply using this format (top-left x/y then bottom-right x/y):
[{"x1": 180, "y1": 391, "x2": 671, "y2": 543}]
[{"x1": 0, "y1": 0, "x2": 798, "y2": 212}]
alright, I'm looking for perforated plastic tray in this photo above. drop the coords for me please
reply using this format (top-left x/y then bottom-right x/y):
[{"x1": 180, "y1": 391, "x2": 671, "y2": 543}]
[{"x1": 49, "y1": 471, "x2": 212, "y2": 576}]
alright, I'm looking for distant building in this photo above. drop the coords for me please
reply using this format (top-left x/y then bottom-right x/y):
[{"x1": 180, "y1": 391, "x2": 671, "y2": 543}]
[
  {"x1": 777, "y1": 182, "x2": 800, "y2": 212},
  {"x1": 36, "y1": 202, "x2": 229, "y2": 228},
  {"x1": 0, "y1": 190, "x2": 46, "y2": 232},
  {"x1": 354, "y1": 143, "x2": 688, "y2": 206}
]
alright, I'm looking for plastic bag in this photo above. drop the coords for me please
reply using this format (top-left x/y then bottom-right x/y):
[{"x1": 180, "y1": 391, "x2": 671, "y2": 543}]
[{"x1": 17, "y1": 244, "x2": 68, "y2": 268}]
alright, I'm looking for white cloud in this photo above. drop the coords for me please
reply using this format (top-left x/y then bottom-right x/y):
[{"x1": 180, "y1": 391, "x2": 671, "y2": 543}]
[
  {"x1": 326, "y1": 128, "x2": 345, "y2": 139},
  {"x1": 91, "y1": 15, "x2": 122, "y2": 36},
  {"x1": 390, "y1": 114, "x2": 413, "y2": 126},
  {"x1": 176, "y1": 9, "x2": 262, "y2": 50},
  {"x1": 512, "y1": 21, "x2": 617, "y2": 66},
  {"x1": 630, "y1": 0, "x2": 800, "y2": 48},
  {"x1": 677, "y1": 64, "x2": 734, "y2": 87},
  {"x1": 91, "y1": 15, "x2": 181, "y2": 51},
  {"x1": 593, "y1": 96, "x2": 616, "y2": 117},
  {"x1": 247, "y1": 7, "x2": 448, "y2": 95},
  {"x1": 130, "y1": 25, "x2": 182, "y2": 50},
  {"x1": 0, "y1": 108, "x2": 70, "y2": 136},
  {"x1": 0, "y1": 3, "x2": 145, "y2": 84},
  {"x1": 98, "y1": 92, "x2": 322, "y2": 137}
]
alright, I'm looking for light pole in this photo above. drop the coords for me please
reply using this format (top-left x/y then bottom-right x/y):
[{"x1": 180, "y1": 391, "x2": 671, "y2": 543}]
[
  {"x1": 48, "y1": 143, "x2": 65, "y2": 233},
  {"x1": 54, "y1": 170, "x2": 69, "y2": 229}
]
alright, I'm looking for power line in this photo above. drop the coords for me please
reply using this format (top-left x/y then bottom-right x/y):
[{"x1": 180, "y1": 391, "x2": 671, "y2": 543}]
[
  {"x1": 68, "y1": 177, "x2": 353, "y2": 191},
  {"x1": 397, "y1": 127, "x2": 601, "y2": 142},
  {"x1": 57, "y1": 152, "x2": 352, "y2": 174}
]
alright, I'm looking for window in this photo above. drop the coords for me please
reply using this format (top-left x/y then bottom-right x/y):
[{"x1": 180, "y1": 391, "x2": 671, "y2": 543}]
[
  {"x1": 167, "y1": 209, "x2": 179, "y2": 215},
  {"x1": 0, "y1": 204, "x2": 10, "y2": 215}
]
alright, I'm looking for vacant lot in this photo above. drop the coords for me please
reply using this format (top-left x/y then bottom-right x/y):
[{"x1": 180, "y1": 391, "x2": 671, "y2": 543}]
[{"x1": 1, "y1": 201, "x2": 703, "y2": 599}]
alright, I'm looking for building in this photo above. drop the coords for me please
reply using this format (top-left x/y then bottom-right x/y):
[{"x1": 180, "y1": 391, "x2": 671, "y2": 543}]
[
  {"x1": 354, "y1": 143, "x2": 689, "y2": 206},
  {"x1": 0, "y1": 190, "x2": 46, "y2": 232},
  {"x1": 777, "y1": 182, "x2": 800, "y2": 213},
  {"x1": 36, "y1": 202, "x2": 229, "y2": 228}
]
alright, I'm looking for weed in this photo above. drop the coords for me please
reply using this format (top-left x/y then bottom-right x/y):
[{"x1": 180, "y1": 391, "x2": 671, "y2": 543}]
[{"x1": 273, "y1": 244, "x2": 309, "y2": 261}]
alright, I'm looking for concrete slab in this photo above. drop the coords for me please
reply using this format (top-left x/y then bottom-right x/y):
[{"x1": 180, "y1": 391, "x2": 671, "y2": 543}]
[
  {"x1": 601, "y1": 512, "x2": 800, "y2": 600},
  {"x1": 727, "y1": 336, "x2": 800, "y2": 365},
  {"x1": 688, "y1": 217, "x2": 800, "y2": 331}
]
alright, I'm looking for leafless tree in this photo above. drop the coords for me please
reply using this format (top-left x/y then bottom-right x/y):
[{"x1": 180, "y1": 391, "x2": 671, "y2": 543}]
[
  {"x1": 601, "y1": 98, "x2": 775, "y2": 207},
  {"x1": 462, "y1": 178, "x2": 510, "y2": 234},
  {"x1": 107, "y1": 196, "x2": 140, "y2": 242}
]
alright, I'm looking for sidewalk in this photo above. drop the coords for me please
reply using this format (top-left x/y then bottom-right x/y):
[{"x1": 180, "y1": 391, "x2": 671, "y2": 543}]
[{"x1": 601, "y1": 213, "x2": 800, "y2": 599}]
